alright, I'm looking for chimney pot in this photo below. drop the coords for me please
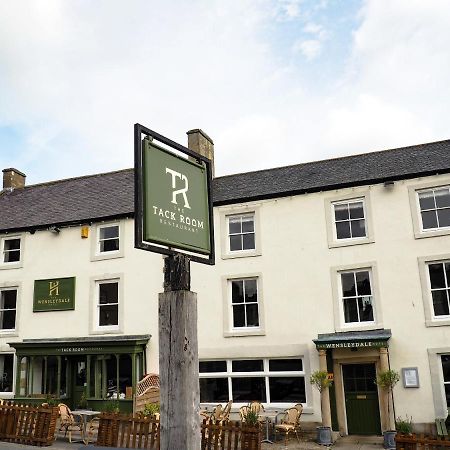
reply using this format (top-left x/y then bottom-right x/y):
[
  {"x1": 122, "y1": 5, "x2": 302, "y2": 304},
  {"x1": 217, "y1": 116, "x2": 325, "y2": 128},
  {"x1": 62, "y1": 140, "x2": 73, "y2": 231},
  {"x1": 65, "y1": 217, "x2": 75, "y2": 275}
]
[
  {"x1": 187, "y1": 129, "x2": 215, "y2": 177},
  {"x1": 2, "y1": 168, "x2": 26, "y2": 190}
]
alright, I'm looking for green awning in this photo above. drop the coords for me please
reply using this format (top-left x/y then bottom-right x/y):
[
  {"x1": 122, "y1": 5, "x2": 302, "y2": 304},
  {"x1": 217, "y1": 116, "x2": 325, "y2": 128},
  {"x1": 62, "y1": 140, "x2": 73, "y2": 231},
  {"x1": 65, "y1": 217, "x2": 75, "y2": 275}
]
[{"x1": 313, "y1": 329, "x2": 391, "y2": 349}]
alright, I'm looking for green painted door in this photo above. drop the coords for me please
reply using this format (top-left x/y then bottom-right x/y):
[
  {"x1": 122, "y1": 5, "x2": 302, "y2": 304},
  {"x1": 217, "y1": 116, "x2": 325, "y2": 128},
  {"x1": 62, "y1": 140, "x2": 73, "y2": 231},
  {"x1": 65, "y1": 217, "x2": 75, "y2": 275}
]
[
  {"x1": 343, "y1": 364, "x2": 381, "y2": 435},
  {"x1": 71, "y1": 358, "x2": 87, "y2": 409}
]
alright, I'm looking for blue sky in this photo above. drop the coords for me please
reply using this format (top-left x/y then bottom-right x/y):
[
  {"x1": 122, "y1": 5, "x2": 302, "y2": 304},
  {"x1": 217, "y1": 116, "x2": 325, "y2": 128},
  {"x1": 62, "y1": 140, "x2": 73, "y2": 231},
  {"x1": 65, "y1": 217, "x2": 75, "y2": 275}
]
[{"x1": 0, "y1": 0, "x2": 449, "y2": 185}]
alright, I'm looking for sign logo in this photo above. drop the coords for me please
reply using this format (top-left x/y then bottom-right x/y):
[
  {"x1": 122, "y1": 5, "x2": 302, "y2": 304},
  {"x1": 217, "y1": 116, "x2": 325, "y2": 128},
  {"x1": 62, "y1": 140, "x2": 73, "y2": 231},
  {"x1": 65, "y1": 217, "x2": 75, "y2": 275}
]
[
  {"x1": 165, "y1": 168, "x2": 191, "y2": 209},
  {"x1": 49, "y1": 281, "x2": 60, "y2": 296}
]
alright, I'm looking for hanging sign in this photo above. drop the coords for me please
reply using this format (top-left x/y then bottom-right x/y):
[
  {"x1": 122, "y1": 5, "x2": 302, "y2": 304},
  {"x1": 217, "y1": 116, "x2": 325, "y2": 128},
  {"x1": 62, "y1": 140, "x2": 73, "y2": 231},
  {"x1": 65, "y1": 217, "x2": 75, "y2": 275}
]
[{"x1": 134, "y1": 124, "x2": 214, "y2": 265}]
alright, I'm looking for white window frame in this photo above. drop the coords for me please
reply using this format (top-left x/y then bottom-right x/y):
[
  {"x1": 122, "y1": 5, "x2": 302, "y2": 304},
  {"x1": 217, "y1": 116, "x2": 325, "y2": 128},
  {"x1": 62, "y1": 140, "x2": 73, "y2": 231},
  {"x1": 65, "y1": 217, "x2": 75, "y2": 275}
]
[
  {"x1": 325, "y1": 192, "x2": 374, "y2": 248},
  {"x1": 91, "y1": 222, "x2": 124, "y2": 261},
  {"x1": 332, "y1": 199, "x2": 367, "y2": 240},
  {"x1": 199, "y1": 357, "x2": 306, "y2": 409},
  {"x1": 90, "y1": 275, "x2": 123, "y2": 334},
  {"x1": 0, "y1": 235, "x2": 23, "y2": 269},
  {"x1": 418, "y1": 253, "x2": 450, "y2": 327},
  {"x1": 417, "y1": 186, "x2": 450, "y2": 232},
  {"x1": 222, "y1": 273, "x2": 265, "y2": 337},
  {"x1": 0, "y1": 353, "x2": 15, "y2": 397},
  {"x1": 408, "y1": 176, "x2": 450, "y2": 239},
  {"x1": 427, "y1": 348, "x2": 450, "y2": 419},
  {"x1": 219, "y1": 205, "x2": 262, "y2": 259},
  {"x1": 0, "y1": 287, "x2": 17, "y2": 332},
  {"x1": 331, "y1": 262, "x2": 383, "y2": 332},
  {"x1": 227, "y1": 213, "x2": 256, "y2": 253}
]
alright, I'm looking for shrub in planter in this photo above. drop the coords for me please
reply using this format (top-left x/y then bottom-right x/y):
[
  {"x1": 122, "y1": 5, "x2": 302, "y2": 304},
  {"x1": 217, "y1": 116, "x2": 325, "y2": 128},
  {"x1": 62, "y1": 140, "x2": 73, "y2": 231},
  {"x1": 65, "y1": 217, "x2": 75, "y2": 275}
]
[
  {"x1": 310, "y1": 370, "x2": 333, "y2": 445},
  {"x1": 395, "y1": 416, "x2": 413, "y2": 435},
  {"x1": 142, "y1": 402, "x2": 160, "y2": 419},
  {"x1": 241, "y1": 407, "x2": 261, "y2": 450}
]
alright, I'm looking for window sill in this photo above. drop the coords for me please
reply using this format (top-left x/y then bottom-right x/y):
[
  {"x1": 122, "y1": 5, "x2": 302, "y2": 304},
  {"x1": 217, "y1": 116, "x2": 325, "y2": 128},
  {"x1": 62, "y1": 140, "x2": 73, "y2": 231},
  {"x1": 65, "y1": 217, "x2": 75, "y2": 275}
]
[
  {"x1": 221, "y1": 250, "x2": 261, "y2": 260},
  {"x1": 0, "y1": 331, "x2": 18, "y2": 337},
  {"x1": 328, "y1": 237, "x2": 374, "y2": 249},
  {"x1": 0, "y1": 262, "x2": 23, "y2": 270},
  {"x1": 336, "y1": 323, "x2": 383, "y2": 333},
  {"x1": 425, "y1": 319, "x2": 450, "y2": 327},
  {"x1": 224, "y1": 329, "x2": 265, "y2": 338},
  {"x1": 91, "y1": 252, "x2": 124, "y2": 262},
  {"x1": 90, "y1": 328, "x2": 122, "y2": 335},
  {"x1": 414, "y1": 228, "x2": 450, "y2": 240}
]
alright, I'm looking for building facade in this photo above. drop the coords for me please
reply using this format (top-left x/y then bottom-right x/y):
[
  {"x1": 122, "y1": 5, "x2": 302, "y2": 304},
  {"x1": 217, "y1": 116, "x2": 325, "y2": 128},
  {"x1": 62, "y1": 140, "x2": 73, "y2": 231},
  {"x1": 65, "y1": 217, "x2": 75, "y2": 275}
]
[{"x1": 0, "y1": 134, "x2": 449, "y2": 434}]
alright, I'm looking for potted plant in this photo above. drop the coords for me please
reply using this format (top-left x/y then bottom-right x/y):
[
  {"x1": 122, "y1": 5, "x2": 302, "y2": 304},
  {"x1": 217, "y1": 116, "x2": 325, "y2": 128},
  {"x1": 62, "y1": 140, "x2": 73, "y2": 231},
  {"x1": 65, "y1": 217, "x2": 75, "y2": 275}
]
[
  {"x1": 241, "y1": 407, "x2": 261, "y2": 450},
  {"x1": 77, "y1": 392, "x2": 88, "y2": 410},
  {"x1": 310, "y1": 370, "x2": 333, "y2": 445},
  {"x1": 375, "y1": 369, "x2": 400, "y2": 449},
  {"x1": 395, "y1": 416, "x2": 413, "y2": 436},
  {"x1": 142, "y1": 402, "x2": 160, "y2": 419}
]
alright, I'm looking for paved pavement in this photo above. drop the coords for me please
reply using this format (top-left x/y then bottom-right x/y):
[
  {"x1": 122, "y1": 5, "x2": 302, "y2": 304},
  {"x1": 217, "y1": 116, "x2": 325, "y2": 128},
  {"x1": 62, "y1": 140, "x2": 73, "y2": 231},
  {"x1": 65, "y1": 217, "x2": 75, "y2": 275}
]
[{"x1": 0, "y1": 433, "x2": 385, "y2": 449}]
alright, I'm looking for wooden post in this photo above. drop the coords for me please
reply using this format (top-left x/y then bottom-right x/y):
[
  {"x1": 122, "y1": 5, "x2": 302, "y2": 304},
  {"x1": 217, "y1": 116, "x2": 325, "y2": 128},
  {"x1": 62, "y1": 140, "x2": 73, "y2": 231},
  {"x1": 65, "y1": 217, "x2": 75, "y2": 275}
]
[{"x1": 159, "y1": 254, "x2": 200, "y2": 450}]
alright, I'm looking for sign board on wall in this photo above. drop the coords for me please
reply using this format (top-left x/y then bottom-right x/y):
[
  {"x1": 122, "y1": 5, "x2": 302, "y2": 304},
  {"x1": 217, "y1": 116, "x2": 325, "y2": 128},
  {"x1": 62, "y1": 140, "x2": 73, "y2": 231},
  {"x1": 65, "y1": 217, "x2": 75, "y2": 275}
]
[
  {"x1": 134, "y1": 124, "x2": 214, "y2": 264},
  {"x1": 33, "y1": 277, "x2": 75, "y2": 312}
]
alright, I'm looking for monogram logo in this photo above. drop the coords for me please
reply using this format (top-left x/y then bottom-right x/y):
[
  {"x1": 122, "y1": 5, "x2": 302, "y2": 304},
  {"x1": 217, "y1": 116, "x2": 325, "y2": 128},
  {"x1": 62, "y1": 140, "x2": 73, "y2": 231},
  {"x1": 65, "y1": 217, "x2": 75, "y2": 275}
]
[
  {"x1": 49, "y1": 281, "x2": 60, "y2": 296},
  {"x1": 165, "y1": 168, "x2": 191, "y2": 209}
]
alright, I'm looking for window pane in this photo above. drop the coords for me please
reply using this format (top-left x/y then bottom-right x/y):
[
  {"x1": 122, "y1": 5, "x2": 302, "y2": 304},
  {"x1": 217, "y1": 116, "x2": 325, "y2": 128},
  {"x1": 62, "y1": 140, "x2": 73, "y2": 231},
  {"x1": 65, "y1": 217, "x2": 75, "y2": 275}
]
[
  {"x1": 341, "y1": 273, "x2": 356, "y2": 297},
  {"x1": 231, "y1": 280, "x2": 244, "y2": 303},
  {"x1": 349, "y1": 202, "x2": 364, "y2": 219},
  {"x1": 101, "y1": 239, "x2": 119, "y2": 252},
  {"x1": 351, "y1": 220, "x2": 366, "y2": 238},
  {"x1": 343, "y1": 298, "x2": 358, "y2": 323},
  {"x1": 99, "y1": 283, "x2": 118, "y2": 304},
  {"x1": 442, "y1": 355, "x2": 450, "y2": 382},
  {"x1": 241, "y1": 217, "x2": 254, "y2": 233},
  {"x1": 231, "y1": 377, "x2": 266, "y2": 402},
  {"x1": 229, "y1": 235, "x2": 242, "y2": 251},
  {"x1": 200, "y1": 378, "x2": 228, "y2": 403},
  {"x1": 435, "y1": 189, "x2": 450, "y2": 208},
  {"x1": 99, "y1": 304, "x2": 118, "y2": 326},
  {"x1": 429, "y1": 264, "x2": 446, "y2": 289},
  {"x1": 246, "y1": 304, "x2": 259, "y2": 327},
  {"x1": 242, "y1": 234, "x2": 255, "y2": 250},
  {"x1": 200, "y1": 361, "x2": 227, "y2": 373},
  {"x1": 358, "y1": 297, "x2": 374, "y2": 322},
  {"x1": 1, "y1": 290, "x2": 16, "y2": 309},
  {"x1": 229, "y1": 217, "x2": 241, "y2": 234},
  {"x1": 100, "y1": 226, "x2": 119, "y2": 240},
  {"x1": 0, "y1": 355, "x2": 14, "y2": 392},
  {"x1": 432, "y1": 291, "x2": 450, "y2": 316},
  {"x1": 356, "y1": 271, "x2": 371, "y2": 295},
  {"x1": 336, "y1": 222, "x2": 351, "y2": 239},
  {"x1": 446, "y1": 263, "x2": 450, "y2": 285},
  {"x1": 232, "y1": 305, "x2": 245, "y2": 327},
  {"x1": 119, "y1": 355, "x2": 132, "y2": 397},
  {"x1": 421, "y1": 211, "x2": 438, "y2": 229},
  {"x1": 438, "y1": 209, "x2": 450, "y2": 228},
  {"x1": 4, "y1": 239, "x2": 20, "y2": 251},
  {"x1": 445, "y1": 384, "x2": 450, "y2": 407},
  {"x1": 244, "y1": 280, "x2": 257, "y2": 302},
  {"x1": 232, "y1": 360, "x2": 263, "y2": 372},
  {"x1": 334, "y1": 204, "x2": 349, "y2": 221},
  {"x1": 1, "y1": 310, "x2": 16, "y2": 329},
  {"x1": 269, "y1": 359, "x2": 303, "y2": 372},
  {"x1": 269, "y1": 377, "x2": 306, "y2": 403},
  {"x1": 418, "y1": 191, "x2": 435, "y2": 210},
  {"x1": 4, "y1": 250, "x2": 20, "y2": 263}
]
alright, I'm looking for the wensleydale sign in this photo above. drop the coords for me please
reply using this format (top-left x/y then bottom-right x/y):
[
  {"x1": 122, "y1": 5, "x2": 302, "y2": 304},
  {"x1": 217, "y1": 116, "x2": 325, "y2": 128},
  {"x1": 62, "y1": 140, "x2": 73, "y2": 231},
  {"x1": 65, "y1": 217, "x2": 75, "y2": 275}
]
[
  {"x1": 33, "y1": 277, "x2": 75, "y2": 312},
  {"x1": 134, "y1": 124, "x2": 214, "y2": 264}
]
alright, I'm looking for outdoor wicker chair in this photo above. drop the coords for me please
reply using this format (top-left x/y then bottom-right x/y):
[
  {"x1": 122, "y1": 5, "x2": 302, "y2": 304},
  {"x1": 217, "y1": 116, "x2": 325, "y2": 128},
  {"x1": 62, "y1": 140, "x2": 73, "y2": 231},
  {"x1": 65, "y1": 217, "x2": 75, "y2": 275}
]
[
  {"x1": 274, "y1": 407, "x2": 301, "y2": 446},
  {"x1": 57, "y1": 403, "x2": 84, "y2": 443}
]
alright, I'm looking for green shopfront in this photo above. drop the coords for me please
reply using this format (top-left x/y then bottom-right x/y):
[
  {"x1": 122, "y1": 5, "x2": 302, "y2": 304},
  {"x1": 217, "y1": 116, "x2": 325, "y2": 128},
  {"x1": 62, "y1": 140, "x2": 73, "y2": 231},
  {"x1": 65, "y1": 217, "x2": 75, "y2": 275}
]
[{"x1": 9, "y1": 335, "x2": 150, "y2": 412}]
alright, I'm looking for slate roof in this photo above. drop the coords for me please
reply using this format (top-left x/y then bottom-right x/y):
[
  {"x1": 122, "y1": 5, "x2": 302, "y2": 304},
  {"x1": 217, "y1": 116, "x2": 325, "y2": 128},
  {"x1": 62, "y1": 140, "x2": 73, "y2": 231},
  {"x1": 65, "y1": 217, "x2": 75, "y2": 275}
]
[{"x1": 1, "y1": 139, "x2": 450, "y2": 232}]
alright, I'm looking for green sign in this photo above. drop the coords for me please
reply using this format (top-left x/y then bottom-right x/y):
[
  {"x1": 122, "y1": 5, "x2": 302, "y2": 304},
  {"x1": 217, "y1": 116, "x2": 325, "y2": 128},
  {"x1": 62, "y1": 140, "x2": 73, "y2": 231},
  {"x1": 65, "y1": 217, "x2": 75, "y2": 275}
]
[
  {"x1": 142, "y1": 139, "x2": 211, "y2": 254},
  {"x1": 33, "y1": 277, "x2": 75, "y2": 312},
  {"x1": 315, "y1": 340, "x2": 387, "y2": 349}
]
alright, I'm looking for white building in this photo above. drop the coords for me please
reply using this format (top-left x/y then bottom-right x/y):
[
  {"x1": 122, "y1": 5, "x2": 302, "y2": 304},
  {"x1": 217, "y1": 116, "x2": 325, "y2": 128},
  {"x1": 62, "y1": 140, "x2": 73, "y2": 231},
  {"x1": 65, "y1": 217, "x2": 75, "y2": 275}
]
[{"x1": 0, "y1": 131, "x2": 449, "y2": 435}]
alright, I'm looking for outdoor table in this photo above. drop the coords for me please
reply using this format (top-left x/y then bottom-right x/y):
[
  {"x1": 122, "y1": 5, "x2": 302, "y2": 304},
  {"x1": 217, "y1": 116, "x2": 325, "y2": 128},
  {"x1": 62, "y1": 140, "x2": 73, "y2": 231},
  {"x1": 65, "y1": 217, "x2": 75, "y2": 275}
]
[
  {"x1": 72, "y1": 409, "x2": 101, "y2": 445},
  {"x1": 258, "y1": 410, "x2": 280, "y2": 444}
]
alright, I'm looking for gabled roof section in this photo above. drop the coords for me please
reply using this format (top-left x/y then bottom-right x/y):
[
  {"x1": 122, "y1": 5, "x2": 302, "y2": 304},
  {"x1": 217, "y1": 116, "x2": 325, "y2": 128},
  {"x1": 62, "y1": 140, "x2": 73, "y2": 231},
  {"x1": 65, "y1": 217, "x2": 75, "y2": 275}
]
[
  {"x1": 213, "y1": 139, "x2": 450, "y2": 205},
  {"x1": 1, "y1": 139, "x2": 450, "y2": 232},
  {"x1": 0, "y1": 169, "x2": 134, "y2": 232}
]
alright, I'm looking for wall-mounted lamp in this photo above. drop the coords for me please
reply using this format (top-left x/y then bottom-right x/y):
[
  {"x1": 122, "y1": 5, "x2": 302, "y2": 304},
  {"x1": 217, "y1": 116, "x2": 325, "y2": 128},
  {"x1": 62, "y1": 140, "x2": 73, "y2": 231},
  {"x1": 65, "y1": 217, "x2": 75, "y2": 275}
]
[
  {"x1": 384, "y1": 180, "x2": 395, "y2": 189},
  {"x1": 49, "y1": 226, "x2": 60, "y2": 234}
]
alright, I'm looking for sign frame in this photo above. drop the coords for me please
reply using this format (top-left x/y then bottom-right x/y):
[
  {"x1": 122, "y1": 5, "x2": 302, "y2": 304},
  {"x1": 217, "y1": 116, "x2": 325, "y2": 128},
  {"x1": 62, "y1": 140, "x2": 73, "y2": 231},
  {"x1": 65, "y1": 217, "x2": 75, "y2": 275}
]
[
  {"x1": 134, "y1": 123, "x2": 215, "y2": 265},
  {"x1": 33, "y1": 276, "x2": 76, "y2": 312}
]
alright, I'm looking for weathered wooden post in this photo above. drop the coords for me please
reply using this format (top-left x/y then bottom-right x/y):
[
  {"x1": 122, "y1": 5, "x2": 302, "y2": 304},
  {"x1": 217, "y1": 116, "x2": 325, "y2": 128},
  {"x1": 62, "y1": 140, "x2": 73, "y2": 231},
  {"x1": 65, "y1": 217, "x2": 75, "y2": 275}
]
[
  {"x1": 134, "y1": 124, "x2": 214, "y2": 450},
  {"x1": 159, "y1": 254, "x2": 200, "y2": 450}
]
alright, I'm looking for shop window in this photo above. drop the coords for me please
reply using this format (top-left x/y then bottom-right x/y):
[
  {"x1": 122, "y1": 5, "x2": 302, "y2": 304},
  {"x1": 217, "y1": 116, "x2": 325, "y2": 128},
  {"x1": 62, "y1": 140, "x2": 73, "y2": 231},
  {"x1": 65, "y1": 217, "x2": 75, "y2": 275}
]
[
  {"x1": 119, "y1": 355, "x2": 132, "y2": 399},
  {"x1": 97, "y1": 281, "x2": 119, "y2": 328},
  {"x1": 418, "y1": 187, "x2": 450, "y2": 231},
  {"x1": 1, "y1": 237, "x2": 21, "y2": 264},
  {"x1": 228, "y1": 214, "x2": 255, "y2": 252},
  {"x1": 0, "y1": 288, "x2": 17, "y2": 331},
  {"x1": 333, "y1": 199, "x2": 367, "y2": 240},
  {"x1": 340, "y1": 270, "x2": 374, "y2": 324},
  {"x1": 98, "y1": 224, "x2": 120, "y2": 253},
  {"x1": 442, "y1": 355, "x2": 450, "y2": 407},
  {"x1": 0, "y1": 354, "x2": 14, "y2": 393},
  {"x1": 199, "y1": 358, "x2": 306, "y2": 406},
  {"x1": 428, "y1": 262, "x2": 450, "y2": 318},
  {"x1": 230, "y1": 278, "x2": 259, "y2": 328},
  {"x1": 106, "y1": 356, "x2": 117, "y2": 398}
]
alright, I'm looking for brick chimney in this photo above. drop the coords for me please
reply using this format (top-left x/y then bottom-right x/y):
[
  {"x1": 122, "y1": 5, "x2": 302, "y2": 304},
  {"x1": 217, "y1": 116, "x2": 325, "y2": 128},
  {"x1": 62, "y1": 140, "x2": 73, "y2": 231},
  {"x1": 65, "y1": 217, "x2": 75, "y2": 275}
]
[
  {"x1": 2, "y1": 168, "x2": 26, "y2": 190},
  {"x1": 187, "y1": 129, "x2": 215, "y2": 177}
]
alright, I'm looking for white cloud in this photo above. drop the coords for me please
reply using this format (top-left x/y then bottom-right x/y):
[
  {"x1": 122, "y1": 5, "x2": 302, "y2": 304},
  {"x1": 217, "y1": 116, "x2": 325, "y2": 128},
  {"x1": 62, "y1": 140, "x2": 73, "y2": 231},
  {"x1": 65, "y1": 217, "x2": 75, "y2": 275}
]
[{"x1": 293, "y1": 39, "x2": 323, "y2": 60}]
